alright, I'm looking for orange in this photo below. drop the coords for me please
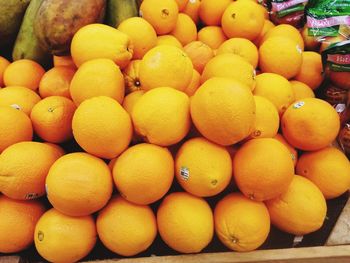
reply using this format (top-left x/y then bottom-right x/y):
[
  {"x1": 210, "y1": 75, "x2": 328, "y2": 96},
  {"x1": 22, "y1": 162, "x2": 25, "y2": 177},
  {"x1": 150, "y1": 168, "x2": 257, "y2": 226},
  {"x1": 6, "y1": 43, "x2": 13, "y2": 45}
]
[
  {"x1": 274, "y1": 133, "x2": 298, "y2": 166},
  {"x1": 201, "y1": 54, "x2": 256, "y2": 90},
  {"x1": 175, "y1": 0, "x2": 189, "y2": 11},
  {"x1": 295, "y1": 51, "x2": 324, "y2": 90},
  {"x1": 301, "y1": 26, "x2": 321, "y2": 51},
  {"x1": 4, "y1": 59, "x2": 45, "y2": 90},
  {"x1": 175, "y1": 137, "x2": 232, "y2": 197},
  {"x1": 34, "y1": 208, "x2": 96, "y2": 263},
  {"x1": 191, "y1": 77, "x2": 255, "y2": 146},
  {"x1": 261, "y1": 24, "x2": 304, "y2": 51},
  {"x1": 221, "y1": 1, "x2": 265, "y2": 40},
  {"x1": 290, "y1": 80, "x2": 315, "y2": 101},
  {"x1": 170, "y1": 13, "x2": 197, "y2": 46},
  {"x1": 72, "y1": 96, "x2": 132, "y2": 159},
  {"x1": 184, "y1": 41, "x2": 214, "y2": 73},
  {"x1": 254, "y1": 19, "x2": 275, "y2": 47},
  {"x1": 139, "y1": 45, "x2": 193, "y2": 91},
  {"x1": 254, "y1": 73, "x2": 294, "y2": 115},
  {"x1": 198, "y1": 26, "x2": 228, "y2": 49},
  {"x1": 233, "y1": 138, "x2": 294, "y2": 201},
  {"x1": 46, "y1": 152, "x2": 113, "y2": 216},
  {"x1": 199, "y1": 0, "x2": 232, "y2": 26},
  {"x1": 122, "y1": 90, "x2": 145, "y2": 114},
  {"x1": 97, "y1": 195, "x2": 157, "y2": 256},
  {"x1": 53, "y1": 55, "x2": 76, "y2": 68},
  {"x1": 156, "y1": 35, "x2": 183, "y2": 48},
  {"x1": 122, "y1": 59, "x2": 144, "y2": 94},
  {"x1": 0, "y1": 56, "x2": 10, "y2": 87},
  {"x1": 259, "y1": 36, "x2": 302, "y2": 79},
  {"x1": 0, "y1": 106, "x2": 32, "y2": 153},
  {"x1": 71, "y1": 24, "x2": 133, "y2": 68},
  {"x1": 0, "y1": 195, "x2": 45, "y2": 253},
  {"x1": 70, "y1": 58, "x2": 125, "y2": 106},
  {"x1": 214, "y1": 193, "x2": 270, "y2": 252},
  {"x1": 30, "y1": 96, "x2": 76, "y2": 143},
  {"x1": 118, "y1": 17, "x2": 157, "y2": 59},
  {"x1": 113, "y1": 143, "x2": 174, "y2": 205},
  {"x1": 183, "y1": 0, "x2": 201, "y2": 24},
  {"x1": 157, "y1": 192, "x2": 214, "y2": 253},
  {"x1": 217, "y1": 38, "x2": 259, "y2": 68},
  {"x1": 140, "y1": 0, "x2": 179, "y2": 35},
  {"x1": 266, "y1": 176, "x2": 327, "y2": 235},
  {"x1": 296, "y1": 147, "x2": 350, "y2": 199},
  {"x1": 329, "y1": 71, "x2": 350, "y2": 90},
  {"x1": 132, "y1": 87, "x2": 191, "y2": 146},
  {"x1": 0, "y1": 86, "x2": 41, "y2": 115},
  {"x1": 281, "y1": 98, "x2": 340, "y2": 151},
  {"x1": 39, "y1": 66, "x2": 75, "y2": 99},
  {"x1": 250, "y1": 96, "x2": 279, "y2": 139},
  {"x1": 184, "y1": 69, "x2": 200, "y2": 96},
  {"x1": 0, "y1": 142, "x2": 63, "y2": 200}
]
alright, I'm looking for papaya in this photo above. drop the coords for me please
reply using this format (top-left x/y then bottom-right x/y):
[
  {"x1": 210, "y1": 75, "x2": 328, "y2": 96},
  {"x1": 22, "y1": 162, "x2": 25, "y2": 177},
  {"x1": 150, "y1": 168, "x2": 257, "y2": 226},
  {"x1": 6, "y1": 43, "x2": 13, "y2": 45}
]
[
  {"x1": 34, "y1": 0, "x2": 106, "y2": 55},
  {"x1": 106, "y1": 0, "x2": 138, "y2": 28},
  {"x1": 12, "y1": 0, "x2": 51, "y2": 67},
  {"x1": 0, "y1": 0, "x2": 31, "y2": 47}
]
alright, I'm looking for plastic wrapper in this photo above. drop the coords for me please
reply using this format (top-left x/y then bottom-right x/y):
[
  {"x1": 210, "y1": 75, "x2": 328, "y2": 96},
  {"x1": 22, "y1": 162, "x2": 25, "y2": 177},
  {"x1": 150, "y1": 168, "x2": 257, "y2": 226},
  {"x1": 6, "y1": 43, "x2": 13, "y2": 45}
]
[{"x1": 269, "y1": 0, "x2": 308, "y2": 28}]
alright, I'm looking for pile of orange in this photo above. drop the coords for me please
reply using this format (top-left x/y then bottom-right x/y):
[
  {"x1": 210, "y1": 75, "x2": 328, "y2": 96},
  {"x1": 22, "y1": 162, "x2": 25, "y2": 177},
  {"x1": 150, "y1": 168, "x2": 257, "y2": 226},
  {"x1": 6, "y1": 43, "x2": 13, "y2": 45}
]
[{"x1": 0, "y1": 0, "x2": 349, "y2": 262}]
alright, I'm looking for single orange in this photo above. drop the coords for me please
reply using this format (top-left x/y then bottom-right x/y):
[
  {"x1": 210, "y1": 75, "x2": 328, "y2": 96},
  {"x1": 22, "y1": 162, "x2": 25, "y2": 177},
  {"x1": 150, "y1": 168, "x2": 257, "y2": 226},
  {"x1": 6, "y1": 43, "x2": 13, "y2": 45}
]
[
  {"x1": 199, "y1": 0, "x2": 232, "y2": 26},
  {"x1": 290, "y1": 80, "x2": 315, "y2": 101},
  {"x1": 184, "y1": 41, "x2": 214, "y2": 73},
  {"x1": 156, "y1": 35, "x2": 183, "y2": 49},
  {"x1": 198, "y1": 26, "x2": 228, "y2": 49},
  {"x1": 170, "y1": 13, "x2": 197, "y2": 46},
  {"x1": 53, "y1": 55, "x2": 76, "y2": 69},
  {"x1": 0, "y1": 56, "x2": 10, "y2": 87},
  {"x1": 183, "y1": 0, "x2": 201, "y2": 24}
]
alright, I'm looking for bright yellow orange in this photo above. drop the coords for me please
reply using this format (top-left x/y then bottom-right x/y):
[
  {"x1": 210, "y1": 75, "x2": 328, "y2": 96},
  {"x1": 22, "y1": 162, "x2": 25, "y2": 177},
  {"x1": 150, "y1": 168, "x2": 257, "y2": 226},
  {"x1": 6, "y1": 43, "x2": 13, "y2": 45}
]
[
  {"x1": 97, "y1": 195, "x2": 157, "y2": 256},
  {"x1": 198, "y1": 26, "x2": 228, "y2": 49},
  {"x1": 0, "y1": 86, "x2": 41, "y2": 115},
  {"x1": 3, "y1": 59, "x2": 45, "y2": 90},
  {"x1": 46, "y1": 152, "x2": 113, "y2": 216},
  {"x1": 184, "y1": 69, "x2": 200, "y2": 96},
  {"x1": 259, "y1": 36, "x2": 302, "y2": 79},
  {"x1": 71, "y1": 24, "x2": 133, "y2": 68},
  {"x1": 30, "y1": 96, "x2": 76, "y2": 143},
  {"x1": 0, "y1": 195, "x2": 45, "y2": 253},
  {"x1": 139, "y1": 45, "x2": 193, "y2": 91},
  {"x1": 34, "y1": 208, "x2": 96, "y2": 263},
  {"x1": 281, "y1": 98, "x2": 340, "y2": 151},
  {"x1": 0, "y1": 56, "x2": 10, "y2": 87},
  {"x1": 157, "y1": 192, "x2": 214, "y2": 253},
  {"x1": 199, "y1": 0, "x2": 232, "y2": 26},
  {"x1": 183, "y1": 0, "x2": 201, "y2": 24},
  {"x1": 53, "y1": 55, "x2": 76, "y2": 68},
  {"x1": 118, "y1": 17, "x2": 157, "y2": 59},
  {"x1": 140, "y1": 0, "x2": 179, "y2": 35},
  {"x1": 254, "y1": 19, "x2": 275, "y2": 47},
  {"x1": 191, "y1": 77, "x2": 255, "y2": 145},
  {"x1": 201, "y1": 53, "x2": 256, "y2": 90},
  {"x1": 290, "y1": 80, "x2": 315, "y2": 101},
  {"x1": 261, "y1": 24, "x2": 304, "y2": 51},
  {"x1": 175, "y1": 137, "x2": 232, "y2": 197},
  {"x1": 70, "y1": 58, "x2": 125, "y2": 106},
  {"x1": 250, "y1": 96, "x2": 279, "y2": 139},
  {"x1": 296, "y1": 147, "x2": 350, "y2": 199},
  {"x1": 266, "y1": 176, "x2": 327, "y2": 235},
  {"x1": 184, "y1": 41, "x2": 214, "y2": 73},
  {"x1": 72, "y1": 96, "x2": 132, "y2": 159},
  {"x1": 170, "y1": 13, "x2": 197, "y2": 46},
  {"x1": 295, "y1": 51, "x2": 324, "y2": 90},
  {"x1": 0, "y1": 106, "x2": 32, "y2": 153},
  {"x1": 0, "y1": 142, "x2": 63, "y2": 200},
  {"x1": 39, "y1": 66, "x2": 75, "y2": 99},
  {"x1": 122, "y1": 60, "x2": 143, "y2": 94},
  {"x1": 214, "y1": 193, "x2": 270, "y2": 252},
  {"x1": 113, "y1": 143, "x2": 174, "y2": 204},
  {"x1": 156, "y1": 35, "x2": 183, "y2": 48},
  {"x1": 132, "y1": 87, "x2": 191, "y2": 146},
  {"x1": 217, "y1": 38, "x2": 259, "y2": 68},
  {"x1": 233, "y1": 138, "x2": 294, "y2": 201},
  {"x1": 221, "y1": 1, "x2": 265, "y2": 40},
  {"x1": 254, "y1": 73, "x2": 294, "y2": 115},
  {"x1": 274, "y1": 133, "x2": 298, "y2": 166}
]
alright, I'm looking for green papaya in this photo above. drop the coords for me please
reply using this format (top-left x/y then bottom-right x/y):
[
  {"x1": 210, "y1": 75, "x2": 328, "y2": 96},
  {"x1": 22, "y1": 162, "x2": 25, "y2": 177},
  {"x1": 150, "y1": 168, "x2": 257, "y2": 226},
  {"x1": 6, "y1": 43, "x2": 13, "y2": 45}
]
[
  {"x1": 12, "y1": 0, "x2": 51, "y2": 67},
  {"x1": 106, "y1": 0, "x2": 138, "y2": 28},
  {"x1": 0, "y1": 0, "x2": 31, "y2": 47},
  {"x1": 34, "y1": 0, "x2": 106, "y2": 56}
]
